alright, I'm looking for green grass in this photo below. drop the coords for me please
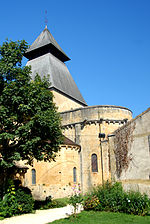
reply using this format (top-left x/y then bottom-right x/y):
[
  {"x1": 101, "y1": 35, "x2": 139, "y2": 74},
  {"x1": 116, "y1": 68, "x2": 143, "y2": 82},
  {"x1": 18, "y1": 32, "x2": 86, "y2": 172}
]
[
  {"x1": 34, "y1": 197, "x2": 69, "y2": 210},
  {"x1": 50, "y1": 211, "x2": 150, "y2": 224},
  {"x1": 54, "y1": 197, "x2": 69, "y2": 206}
]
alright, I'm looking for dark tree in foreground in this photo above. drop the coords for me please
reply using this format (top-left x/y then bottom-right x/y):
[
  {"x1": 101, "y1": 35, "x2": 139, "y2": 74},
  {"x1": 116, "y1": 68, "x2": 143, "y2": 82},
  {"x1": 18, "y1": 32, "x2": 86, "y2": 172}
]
[{"x1": 0, "y1": 40, "x2": 63, "y2": 196}]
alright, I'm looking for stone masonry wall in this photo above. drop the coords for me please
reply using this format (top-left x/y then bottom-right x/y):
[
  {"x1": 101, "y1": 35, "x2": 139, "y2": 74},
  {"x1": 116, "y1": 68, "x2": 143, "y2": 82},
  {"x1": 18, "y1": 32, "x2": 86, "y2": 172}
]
[
  {"x1": 52, "y1": 90, "x2": 84, "y2": 112},
  {"x1": 109, "y1": 108, "x2": 150, "y2": 196},
  {"x1": 24, "y1": 146, "x2": 80, "y2": 200},
  {"x1": 61, "y1": 105, "x2": 132, "y2": 193}
]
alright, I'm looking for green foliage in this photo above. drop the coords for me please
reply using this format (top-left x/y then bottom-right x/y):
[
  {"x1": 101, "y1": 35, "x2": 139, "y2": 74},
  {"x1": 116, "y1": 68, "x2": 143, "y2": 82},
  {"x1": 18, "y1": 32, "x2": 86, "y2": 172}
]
[
  {"x1": 15, "y1": 187, "x2": 34, "y2": 214},
  {"x1": 0, "y1": 185, "x2": 34, "y2": 218},
  {"x1": 122, "y1": 191, "x2": 150, "y2": 216},
  {"x1": 69, "y1": 184, "x2": 83, "y2": 217},
  {"x1": 0, "y1": 185, "x2": 18, "y2": 217},
  {"x1": 83, "y1": 195, "x2": 101, "y2": 211},
  {"x1": 0, "y1": 39, "x2": 63, "y2": 196},
  {"x1": 83, "y1": 182, "x2": 150, "y2": 216},
  {"x1": 69, "y1": 193, "x2": 83, "y2": 208},
  {"x1": 49, "y1": 211, "x2": 150, "y2": 224},
  {"x1": 34, "y1": 197, "x2": 68, "y2": 210},
  {"x1": 54, "y1": 197, "x2": 69, "y2": 205},
  {"x1": 91, "y1": 182, "x2": 125, "y2": 212},
  {"x1": 0, "y1": 39, "x2": 28, "y2": 84}
]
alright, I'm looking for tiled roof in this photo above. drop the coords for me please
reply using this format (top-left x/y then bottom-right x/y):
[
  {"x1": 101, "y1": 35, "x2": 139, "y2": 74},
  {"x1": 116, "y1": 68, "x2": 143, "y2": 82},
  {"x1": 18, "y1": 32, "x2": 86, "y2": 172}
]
[{"x1": 63, "y1": 135, "x2": 81, "y2": 148}]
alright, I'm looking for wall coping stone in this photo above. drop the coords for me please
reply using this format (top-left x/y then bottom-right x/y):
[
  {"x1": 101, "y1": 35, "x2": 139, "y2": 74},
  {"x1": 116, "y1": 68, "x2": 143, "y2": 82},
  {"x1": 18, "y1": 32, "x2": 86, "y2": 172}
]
[{"x1": 60, "y1": 105, "x2": 132, "y2": 115}]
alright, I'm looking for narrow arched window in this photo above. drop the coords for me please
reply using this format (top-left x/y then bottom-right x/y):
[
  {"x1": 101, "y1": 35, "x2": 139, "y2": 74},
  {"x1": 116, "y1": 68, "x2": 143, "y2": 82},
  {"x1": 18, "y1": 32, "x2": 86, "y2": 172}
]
[
  {"x1": 91, "y1": 154, "x2": 98, "y2": 172},
  {"x1": 73, "y1": 167, "x2": 77, "y2": 183},
  {"x1": 32, "y1": 169, "x2": 36, "y2": 185}
]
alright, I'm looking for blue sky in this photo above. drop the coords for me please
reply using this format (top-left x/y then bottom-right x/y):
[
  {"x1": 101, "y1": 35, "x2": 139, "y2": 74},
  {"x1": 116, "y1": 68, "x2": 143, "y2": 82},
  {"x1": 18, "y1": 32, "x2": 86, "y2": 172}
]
[{"x1": 0, "y1": 0, "x2": 150, "y2": 117}]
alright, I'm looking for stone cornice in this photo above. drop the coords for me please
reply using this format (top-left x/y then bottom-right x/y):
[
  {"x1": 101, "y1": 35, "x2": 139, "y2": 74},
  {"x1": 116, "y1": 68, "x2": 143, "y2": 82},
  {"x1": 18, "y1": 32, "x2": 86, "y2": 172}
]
[{"x1": 62, "y1": 118, "x2": 128, "y2": 130}]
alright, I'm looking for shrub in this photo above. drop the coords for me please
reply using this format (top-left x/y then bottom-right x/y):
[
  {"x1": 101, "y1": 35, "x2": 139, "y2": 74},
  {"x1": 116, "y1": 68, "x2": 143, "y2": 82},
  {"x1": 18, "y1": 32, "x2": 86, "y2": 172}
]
[
  {"x1": 83, "y1": 195, "x2": 101, "y2": 211},
  {"x1": 51, "y1": 199, "x2": 67, "y2": 208},
  {"x1": 122, "y1": 191, "x2": 150, "y2": 216},
  {"x1": 34, "y1": 196, "x2": 52, "y2": 210},
  {"x1": 90, "y1": 182, "x2": 125, "y2": 212},
  {"x1": 34, "y1": 196, "x2": 67, "y2": 210},
  {"x1": 0, "y1": 185, "x2": 34, "y2": 218},
  {"x1": 15, "y1": 187, "x2": 34, "y2": 214},
  {"x1": 0, "y1": 185, "x2": 19, "y2": 217},
  {"x1": 69, "y1": 184, "x2": 83, "y2": 217},
  {"x1": 83, "y1": 181, "x2": 150, "y2": 216}
]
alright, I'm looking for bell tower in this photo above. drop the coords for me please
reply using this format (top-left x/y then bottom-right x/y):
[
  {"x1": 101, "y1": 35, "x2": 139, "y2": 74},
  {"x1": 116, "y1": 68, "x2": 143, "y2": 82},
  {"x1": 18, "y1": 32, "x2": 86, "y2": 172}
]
[{"x1": 24, "y1": 26, "x2": 87, "y2": 111}]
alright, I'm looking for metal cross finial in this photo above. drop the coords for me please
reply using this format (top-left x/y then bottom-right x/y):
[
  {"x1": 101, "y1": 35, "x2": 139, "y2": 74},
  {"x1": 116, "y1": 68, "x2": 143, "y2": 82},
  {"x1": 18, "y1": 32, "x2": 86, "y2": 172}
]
[{"x1": 45, "y1": 10, "x2": 48, "y2": 28}]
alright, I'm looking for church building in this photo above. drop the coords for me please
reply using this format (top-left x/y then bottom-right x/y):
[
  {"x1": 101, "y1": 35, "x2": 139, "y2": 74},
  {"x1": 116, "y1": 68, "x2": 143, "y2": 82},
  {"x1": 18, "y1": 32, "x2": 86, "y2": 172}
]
[{"x1": 23, "y1": 26, "x2": 133, "y2": 199}]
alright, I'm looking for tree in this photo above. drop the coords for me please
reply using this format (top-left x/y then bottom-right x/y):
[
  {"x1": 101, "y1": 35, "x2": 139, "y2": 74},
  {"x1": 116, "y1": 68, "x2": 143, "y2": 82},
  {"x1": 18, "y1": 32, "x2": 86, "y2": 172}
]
[{"x1": 0, "y1": 40, "x2": 63, "y2": 196}]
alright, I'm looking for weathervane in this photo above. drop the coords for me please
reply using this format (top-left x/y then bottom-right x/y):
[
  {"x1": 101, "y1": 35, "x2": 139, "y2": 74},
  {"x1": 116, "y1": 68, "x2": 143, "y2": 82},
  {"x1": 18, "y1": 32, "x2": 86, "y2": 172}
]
[{"x1": 45, "y1": 10, "x2": 48, "y2": 28}]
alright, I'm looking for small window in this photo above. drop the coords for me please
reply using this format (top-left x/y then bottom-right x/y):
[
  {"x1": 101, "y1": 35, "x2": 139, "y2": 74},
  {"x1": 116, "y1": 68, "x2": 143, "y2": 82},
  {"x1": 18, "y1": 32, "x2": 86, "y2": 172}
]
[
  {"x1": 32, "y1": 169, "x2": 36, "y2": 185},
  {"x1": 91, "y1": 154, "x2": 98, "y2": 172},
  {"x1": 73, "y1": 167, "x2": 77, "y2": 183}
]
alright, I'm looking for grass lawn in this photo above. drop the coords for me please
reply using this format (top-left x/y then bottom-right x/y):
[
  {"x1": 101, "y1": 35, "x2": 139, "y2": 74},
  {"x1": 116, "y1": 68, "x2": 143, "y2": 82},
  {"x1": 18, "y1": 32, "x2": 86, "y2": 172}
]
[
  {"x1": 34, "y1": 197, "x2": 69, "y2": 210},
  {"x1": 54, "y1": 197, "x2": 69, "y2": 205},
  {"x1": 50, "y1": 211, "x2": 150, "y2": 224}
]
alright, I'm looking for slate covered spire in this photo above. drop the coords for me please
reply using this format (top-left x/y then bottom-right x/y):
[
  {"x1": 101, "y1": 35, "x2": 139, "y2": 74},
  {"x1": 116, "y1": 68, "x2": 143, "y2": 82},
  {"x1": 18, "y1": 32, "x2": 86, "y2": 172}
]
[
  {"x1": 25, "y1": 27, "x2": 87, "y2": 107},
  {"x1": 25, "y1": 26, "x2": 70, "y2": 62}
]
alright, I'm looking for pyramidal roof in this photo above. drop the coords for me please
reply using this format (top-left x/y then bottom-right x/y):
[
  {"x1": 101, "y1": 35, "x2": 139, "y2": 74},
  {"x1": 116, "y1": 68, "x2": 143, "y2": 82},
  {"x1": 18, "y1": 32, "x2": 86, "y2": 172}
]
[
  {"x1": 25, "y1": 27, "x2": 87, "y2": 106},
  {"x1": 25, "y1": 26, "x2": 70, "y2": 62}
]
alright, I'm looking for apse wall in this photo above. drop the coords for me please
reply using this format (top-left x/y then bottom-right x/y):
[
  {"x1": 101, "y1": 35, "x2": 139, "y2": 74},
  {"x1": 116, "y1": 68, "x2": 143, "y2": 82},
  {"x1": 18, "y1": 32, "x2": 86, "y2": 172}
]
[{"x1": 61, "y1": 105, "x2": 132, "y2": 192}]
